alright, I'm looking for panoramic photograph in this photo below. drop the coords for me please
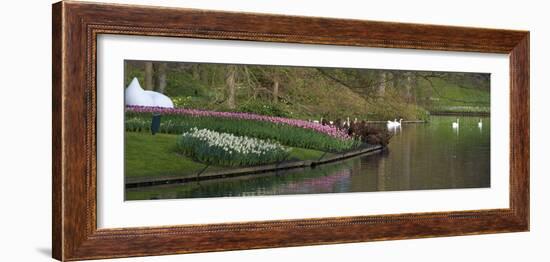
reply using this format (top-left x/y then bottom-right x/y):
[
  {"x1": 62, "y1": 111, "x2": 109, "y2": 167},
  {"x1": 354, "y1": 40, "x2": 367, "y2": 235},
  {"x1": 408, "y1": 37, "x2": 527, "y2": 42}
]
[{"x1": 123, "y1": 60, "x2": 490, "y2": 201}]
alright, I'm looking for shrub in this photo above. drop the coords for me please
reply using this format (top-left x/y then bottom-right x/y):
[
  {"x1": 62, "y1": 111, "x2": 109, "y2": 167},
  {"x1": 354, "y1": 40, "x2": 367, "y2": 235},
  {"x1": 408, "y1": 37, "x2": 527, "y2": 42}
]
[
  {"x1": 349, "y1": 122, "x2": 393, "y2": 147},
  {"x1": 238, "y1": 102, "x2": 290, "y2": 117}
]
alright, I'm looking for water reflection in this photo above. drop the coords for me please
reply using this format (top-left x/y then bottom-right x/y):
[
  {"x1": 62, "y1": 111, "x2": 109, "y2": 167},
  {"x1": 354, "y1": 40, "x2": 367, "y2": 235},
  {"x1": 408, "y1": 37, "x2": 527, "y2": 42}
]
[{"x1": 127, "y1": 116, "x2": 491, "y2": 200}]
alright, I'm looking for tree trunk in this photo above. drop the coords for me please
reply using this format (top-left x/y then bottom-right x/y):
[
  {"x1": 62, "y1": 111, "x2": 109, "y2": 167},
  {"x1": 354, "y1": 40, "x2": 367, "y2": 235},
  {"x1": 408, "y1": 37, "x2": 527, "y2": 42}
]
[
  {"x1": 391, "y1": 71, "x2": 400, "y2": 89},
  {"x1": 378, "y1": 71, "x2": 386, "y2": 97},
  {"x1": 191, "y1": 64, "x2": 200, "y2": 81},
  {"x1": 272, "y1": 79, "x2": 279, "y2": 103},
  {"x1": 144, "y1": 62, "x2": 154, "y2": 90},
  {"x1": 226, "y1": 65, "x2": 237, "y2": 109},
  {"x1": 155, "y1": 62, "x2": 168, "y2": 93},
  {"x1": 124, "y1": 62, "x2": 129, "y2": 86},
  {"x1": 405, "y1": 74, "x2": 412, "y2": 102}
]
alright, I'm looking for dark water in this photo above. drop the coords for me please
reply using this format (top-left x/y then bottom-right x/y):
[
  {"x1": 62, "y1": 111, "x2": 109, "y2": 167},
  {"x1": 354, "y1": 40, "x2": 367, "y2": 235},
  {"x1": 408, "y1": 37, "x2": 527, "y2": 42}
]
[{"x1": 126, "y1": 116, "x2": 490, "y2": 200}]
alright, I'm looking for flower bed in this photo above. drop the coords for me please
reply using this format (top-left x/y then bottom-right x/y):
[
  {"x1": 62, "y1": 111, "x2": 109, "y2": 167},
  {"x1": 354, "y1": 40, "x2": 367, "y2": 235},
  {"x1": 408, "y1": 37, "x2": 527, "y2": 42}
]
[
  {"x1": 126, "y1": 105, "x2": 350, "y2": 140},
  {"x1": 176, "y1": 128, "x2": 289, "y2": 167},
  {"x1": 126, "y1": 112, "x2": 360, "y2": 153}
]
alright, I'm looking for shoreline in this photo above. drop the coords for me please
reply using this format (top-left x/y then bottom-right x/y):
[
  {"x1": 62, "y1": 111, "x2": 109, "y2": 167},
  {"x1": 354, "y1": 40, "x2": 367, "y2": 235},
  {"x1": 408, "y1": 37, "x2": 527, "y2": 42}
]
[
  {"x1": 429, "y1": 111, "x2": 490, "y2": 117},
  {"x1": 125, "y1": 144, "x2": 383, "y2": 189},
  {"x1": 364, "y1": 120, "x2": 426, "y2": 124}
]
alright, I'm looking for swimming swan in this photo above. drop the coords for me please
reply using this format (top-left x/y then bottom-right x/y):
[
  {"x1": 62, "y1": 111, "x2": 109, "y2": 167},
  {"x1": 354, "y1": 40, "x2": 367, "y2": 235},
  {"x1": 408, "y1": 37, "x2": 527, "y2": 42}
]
[
  {"x1": 387, "y1": 118, "x2": 403, "y2": 128},
  {"x1": 452, "y1": 118, "x2": 460, "y2": 129}
]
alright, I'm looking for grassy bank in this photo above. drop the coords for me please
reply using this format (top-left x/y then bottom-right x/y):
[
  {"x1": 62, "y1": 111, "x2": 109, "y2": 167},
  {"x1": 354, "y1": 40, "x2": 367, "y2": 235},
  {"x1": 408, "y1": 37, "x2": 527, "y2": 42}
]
[
  {"x1": 428, "y1": 105, "x2": 490, "y2": 116},
  {"x1": 417, "y1": 77, "x2": 490, "y2": 115},
  {"x1": 125, "y1": 132, "x2": 327, "y2": 179}
]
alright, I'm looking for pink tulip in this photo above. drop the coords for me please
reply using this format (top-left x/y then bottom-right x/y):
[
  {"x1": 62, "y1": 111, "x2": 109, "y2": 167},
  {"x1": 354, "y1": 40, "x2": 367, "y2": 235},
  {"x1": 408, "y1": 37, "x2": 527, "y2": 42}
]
[{"x1": 126, "y1": 105, "x2": 351, "y2": 140}]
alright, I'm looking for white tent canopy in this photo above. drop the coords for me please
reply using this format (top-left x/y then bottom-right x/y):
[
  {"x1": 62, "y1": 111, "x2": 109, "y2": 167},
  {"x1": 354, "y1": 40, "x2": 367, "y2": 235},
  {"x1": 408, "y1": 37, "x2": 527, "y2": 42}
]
[{"x1": 125, "y1": 77, "x2": 174, "y2": 108}]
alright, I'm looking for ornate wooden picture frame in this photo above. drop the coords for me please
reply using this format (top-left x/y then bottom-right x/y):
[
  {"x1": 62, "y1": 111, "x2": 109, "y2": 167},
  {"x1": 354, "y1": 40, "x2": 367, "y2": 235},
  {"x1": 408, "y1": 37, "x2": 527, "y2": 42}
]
[{"x1": 52, "y1": 1, "x2": 529, "y2": 261}]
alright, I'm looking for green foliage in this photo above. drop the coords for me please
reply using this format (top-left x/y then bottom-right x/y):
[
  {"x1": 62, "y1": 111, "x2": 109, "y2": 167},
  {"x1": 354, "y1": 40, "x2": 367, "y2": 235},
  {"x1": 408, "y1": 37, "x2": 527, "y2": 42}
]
[
  {"x1": 164, "y1": 72, "x2": 206, "y2": 97},
  {"x1": 367, "y1": 99, "x2": 429, "y2": 121},
  {"x1": 124, "y1": 61, "x2": 490, "y2": 121},
  {"x1": 126, "y1": 112, "x2": 360, "y2": 152},
  {"x1": 171, "y1": 96, "x2": 192, "y2": 108},
  {"x1": 124, "y1": 66, "x2": 145, "y2": 87},
  {"x1": 416, "y1": 108, "x2": 431, "y2": 121},
  {"x1": 171, "y1": 96, "x2": 219, "y2": 110},
  {"x1": 238, "y1": 101, "x2": 290, "y2": 117}
]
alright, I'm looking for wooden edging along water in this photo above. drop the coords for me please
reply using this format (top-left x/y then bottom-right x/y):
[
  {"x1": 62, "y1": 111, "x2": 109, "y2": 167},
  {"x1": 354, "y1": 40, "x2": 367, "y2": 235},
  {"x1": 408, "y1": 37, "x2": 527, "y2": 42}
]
[{"x1": 125, "y1": 145, "x2": 383, "y2": 189}]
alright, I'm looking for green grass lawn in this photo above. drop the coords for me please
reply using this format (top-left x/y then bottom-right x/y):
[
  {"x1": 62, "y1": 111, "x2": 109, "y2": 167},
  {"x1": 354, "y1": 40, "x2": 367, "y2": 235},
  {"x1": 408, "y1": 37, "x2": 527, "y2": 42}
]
[
  {"x1": 417, "y1": 77, "x2": 490, "y2": 114},
  {"x1": 287, "y1": 147, "x2": 326, "y2": 161},
  {"x1": 125, "y1": 132, "x2": 212, "y2": 179},
  {"x1": 125, "y1": 132, "x2": 328, "y2": 180}
]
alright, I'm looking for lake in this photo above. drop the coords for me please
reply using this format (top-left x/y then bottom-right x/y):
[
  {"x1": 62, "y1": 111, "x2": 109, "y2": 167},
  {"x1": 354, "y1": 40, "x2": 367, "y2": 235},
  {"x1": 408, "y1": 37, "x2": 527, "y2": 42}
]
[{"x1": 126, "y1": 116, "x2": 490, "y2": 200}]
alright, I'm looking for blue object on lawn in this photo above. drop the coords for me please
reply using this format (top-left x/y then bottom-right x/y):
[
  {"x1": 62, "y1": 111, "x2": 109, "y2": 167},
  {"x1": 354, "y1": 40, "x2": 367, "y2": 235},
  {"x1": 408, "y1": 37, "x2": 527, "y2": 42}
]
[{"x1": 151, "y1": 114, "x2": 161, "y2": 135}]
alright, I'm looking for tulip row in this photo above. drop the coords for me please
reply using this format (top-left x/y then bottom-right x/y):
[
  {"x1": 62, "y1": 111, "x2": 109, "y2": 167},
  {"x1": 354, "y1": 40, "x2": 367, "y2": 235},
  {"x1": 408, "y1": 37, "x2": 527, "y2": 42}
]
[{"x1": 126, "y1": 105, "x2": 351, "y2": 140}]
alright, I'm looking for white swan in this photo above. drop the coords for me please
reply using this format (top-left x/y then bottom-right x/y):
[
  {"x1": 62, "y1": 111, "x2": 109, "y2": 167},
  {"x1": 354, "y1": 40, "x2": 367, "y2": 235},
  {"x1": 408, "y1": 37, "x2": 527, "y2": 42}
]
[
  {"x1": 478, "y1": 119, "x2": 483, "y2": 129},
  {"x1": 125, "y1": 77, "x2": 174, "y2": 108},
  {"x1": 387, "y1": 118, "x2": 403, "y2": 128},
  {"x1": 395, "y1": 118, "x2": 403, "y2": 127},
  {"x1": 452, "y1": 118, "x2": 460, "y2": 128},
  {"x1": 342, "y1": 117, "x2": 350, "y2": 128}
]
